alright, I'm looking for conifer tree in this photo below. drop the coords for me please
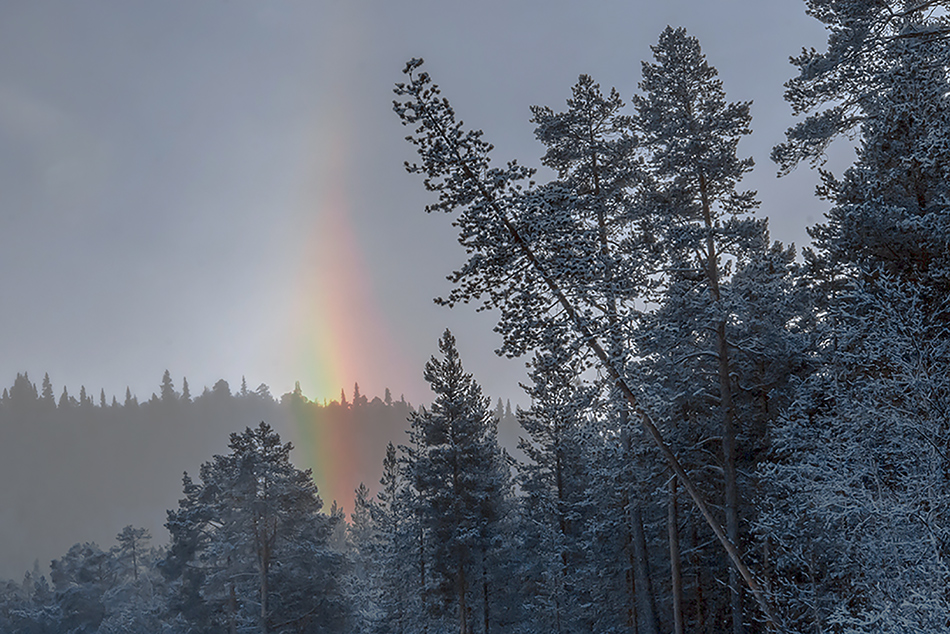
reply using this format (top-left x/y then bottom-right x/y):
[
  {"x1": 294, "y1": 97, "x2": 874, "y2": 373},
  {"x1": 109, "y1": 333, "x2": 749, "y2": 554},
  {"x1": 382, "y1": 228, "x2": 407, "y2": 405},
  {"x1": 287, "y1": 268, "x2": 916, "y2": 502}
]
[
  {"x1": 632, "y1": 27, "x2": 765, "y2": 633},
  {"x1": 757, "y1": 2, "x2": 950, "y2": 630},
  {"x1": 160, "y1": 370, "x2": 176, "y2": 403},
  {"x1": 59, "y1": 386, "x2": 74, "y2": 410},
  {"x1": 124, "y1": 386, "x2": 136, "y2": 408},
  {"x1": 372, "y1": 442, "x2": 420, "y2": 634},
  {"x1": 9, "y1": 372, "x2": 38, "y2": 413},
  {"x1": 395, "y1": 54, "x2": 778, "y2": 627},
  {"x1": 759, "y1": 280, "x2": 950, "y2": 632},
  {"x1": 40, "y1": 373, "x2": 55, "y2": 410},
  {"x1": 163, "y1": 422, "x2": 348, "y2": 633},
  {"x1": 776, "y1": 1, "x2": 950, "y2": 306},
  {"x1": 114, "y1": 525, "x2": 150, "y2": 582},
  {"x1": 349, "y1": 482, "x2": 378, "y2": 634},
  {"x1": 531, "y1": 75, "x2": 663, "y2": 632},
  {"x1": 516, "y1": 346, "x2": 594, "y2": 634},
  {"x1": 408, "y1": 330, "x2": 512, "y2": 634}
]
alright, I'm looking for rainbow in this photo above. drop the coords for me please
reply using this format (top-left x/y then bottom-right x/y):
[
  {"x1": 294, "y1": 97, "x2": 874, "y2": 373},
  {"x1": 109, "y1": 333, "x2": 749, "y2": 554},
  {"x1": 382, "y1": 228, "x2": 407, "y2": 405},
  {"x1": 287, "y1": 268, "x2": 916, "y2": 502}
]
[{"x1": 281, "y1": 20, "x2": 412, "y2": 511}]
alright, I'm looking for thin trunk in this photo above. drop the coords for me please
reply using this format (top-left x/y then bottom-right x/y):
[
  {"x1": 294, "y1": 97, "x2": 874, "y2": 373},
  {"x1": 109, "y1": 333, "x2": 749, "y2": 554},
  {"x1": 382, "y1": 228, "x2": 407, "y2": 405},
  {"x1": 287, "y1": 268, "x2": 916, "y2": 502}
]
[
  {"x1": 692, "y1": 521, "x2": 707, "y2": 634},
  {"x1": 669, "y1": 477, "x2": 684, "y2": 634},
  {"x1": 631, "y1": 503, "x2": 659, "y2": 634},
  {"x1": 628, "y1": 554, "x2": 639, "y2": 634},
  {"x1": 229, "y1": 583, "x2": 238, "y2": 634},
  {"x1": 720, "y1": 320, "x2": 743, "y2": 634},
  {"x1": 700, "y1": 171, "x2": 743, "y2": 634},
  {"x1": 459, "y1": 565, "x2": 470, "y2": 634},
  {"x1": 482, "y1": 552, "x2": 490, "y2": 634},
  {"x1": 419, "y1": 515, "x2": 429, "y2": 634},
  {"x1": 556, "y1": 441, "x2": 568, "y2": 634},
  {"x1": 260, "y1": 542, "x2": 270, "y2": 634}
]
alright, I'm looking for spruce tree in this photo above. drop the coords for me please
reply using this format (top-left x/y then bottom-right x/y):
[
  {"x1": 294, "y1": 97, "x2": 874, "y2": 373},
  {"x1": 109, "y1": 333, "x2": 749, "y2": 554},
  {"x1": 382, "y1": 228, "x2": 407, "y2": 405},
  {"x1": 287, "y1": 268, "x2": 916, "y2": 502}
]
[
  {"x1": 516, "y1": 346, "x2": 594, "y2": 634},
  {"x1": 408, "y1": 330, "x2": 511, "y2": 634}
]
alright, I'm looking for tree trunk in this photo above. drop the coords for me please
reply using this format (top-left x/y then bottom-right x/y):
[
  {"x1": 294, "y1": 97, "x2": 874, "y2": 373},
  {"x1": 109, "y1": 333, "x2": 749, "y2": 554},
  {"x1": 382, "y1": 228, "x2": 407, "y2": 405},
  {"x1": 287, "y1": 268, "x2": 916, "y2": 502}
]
[
  {"x1": 260, "y1": 544, "x2": 270, "y2": 634},
  {"x1": 628, "y1": 540, "x2": 639, "y2": 634},
  {"x1": 669, "y1": 477, "x2": 684, "y2": 634},
  {"x1": 719, "y1": 320, "x2": 743, "y2": 634},
  {"x1": 555, "y1": 444, "x2": 567, "y2": 634},
  {"x1": 700, "y1": 171, "x2": 743, "y2": 634},
  {"x1": 692, "y1": 516, "x2": 706, "y2": 634},
  {"x1": 419, "y1": 514, "x2": 429, "y2": 634},
  {"x1": 458, "y1": 565, "x2": 470, "y2": 634},
  {"x1": 482, "y1": 553, "x2": 491, "y2": 634},
  {"x1": 631, "y1": 503, "x2": 659, "y2": 634},
  {"x1": 229, "y1": 583, "x2": 238, "y2": 634}
]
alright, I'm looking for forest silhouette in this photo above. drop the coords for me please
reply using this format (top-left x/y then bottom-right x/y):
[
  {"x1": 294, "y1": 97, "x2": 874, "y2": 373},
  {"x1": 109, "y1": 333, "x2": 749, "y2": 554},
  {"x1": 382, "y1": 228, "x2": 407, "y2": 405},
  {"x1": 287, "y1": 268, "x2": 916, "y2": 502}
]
[{"x1": 0, "y1": 370, "x2": 523, "y2": 582}]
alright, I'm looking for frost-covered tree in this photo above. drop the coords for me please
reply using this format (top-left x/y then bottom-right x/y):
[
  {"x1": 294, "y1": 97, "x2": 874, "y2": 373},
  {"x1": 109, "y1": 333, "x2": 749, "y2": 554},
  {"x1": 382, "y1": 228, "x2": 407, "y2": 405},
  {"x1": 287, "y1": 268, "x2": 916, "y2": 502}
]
[
  {"x1": 759, "y1": 280, "x2": 950, "y2": 632},
  {"x1": 348, "y1": 483, "x2": 379, "y2": 634},
  {"x1": 407, "y1": 330, "x2": 512, "y2": 634},
  {"x1": 754, "y1": 3, "x2": 950, "y2": 630},
  {"x1": 113, "y1": 525, "x2": 150, "y2": 583},
  {"x1": 776, "y1": 0, "x2": 950, "y2": 304},
  {"x1": 631, "y1": 26, "x2": 764, "y2": 634},
  {"x1": 530, "y1": 72, "x2": 663, "y2": 634},
  {"x1": 371, "y1": 441, "x2": 428, "y2": 634},
  {"x1": 515, "y1": 346, "x2": 594, "y2": 634},
  {"x1": 394, "y1": 53, "x2": 777, "y2": 626},
  {"x1": 162, "y1": 422, "x2": 348, "y2": 633}
]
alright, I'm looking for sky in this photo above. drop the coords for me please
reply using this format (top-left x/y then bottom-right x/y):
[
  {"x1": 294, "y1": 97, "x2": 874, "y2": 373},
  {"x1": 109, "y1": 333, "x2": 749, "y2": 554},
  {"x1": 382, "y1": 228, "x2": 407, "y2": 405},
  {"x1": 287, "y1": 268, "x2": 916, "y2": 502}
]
[{"x1": 0, "y1": 1, "x2": 839, "y2": 409}]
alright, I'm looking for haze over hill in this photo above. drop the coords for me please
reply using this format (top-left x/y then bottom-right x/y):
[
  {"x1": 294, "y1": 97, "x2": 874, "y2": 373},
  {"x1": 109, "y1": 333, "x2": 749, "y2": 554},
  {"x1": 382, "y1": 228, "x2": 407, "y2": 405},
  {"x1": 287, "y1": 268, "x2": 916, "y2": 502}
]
[{"x1": 0, "y1": 370, "x2": 521, "y2": 581}]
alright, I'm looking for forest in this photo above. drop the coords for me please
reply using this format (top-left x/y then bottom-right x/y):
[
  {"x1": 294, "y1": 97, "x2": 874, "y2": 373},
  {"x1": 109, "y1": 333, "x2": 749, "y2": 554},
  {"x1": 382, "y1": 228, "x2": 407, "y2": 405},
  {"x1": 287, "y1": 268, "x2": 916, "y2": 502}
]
[{"x1": 4, "y1": 1, "x2": 950, "y2": 632}]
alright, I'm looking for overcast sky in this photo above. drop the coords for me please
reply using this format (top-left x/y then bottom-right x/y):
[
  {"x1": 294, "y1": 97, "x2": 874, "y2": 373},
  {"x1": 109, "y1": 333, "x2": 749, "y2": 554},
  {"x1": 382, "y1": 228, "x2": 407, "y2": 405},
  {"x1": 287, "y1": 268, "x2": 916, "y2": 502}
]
[{"x1": 0, "y1": 1, "x2": 838, "y2": 408}]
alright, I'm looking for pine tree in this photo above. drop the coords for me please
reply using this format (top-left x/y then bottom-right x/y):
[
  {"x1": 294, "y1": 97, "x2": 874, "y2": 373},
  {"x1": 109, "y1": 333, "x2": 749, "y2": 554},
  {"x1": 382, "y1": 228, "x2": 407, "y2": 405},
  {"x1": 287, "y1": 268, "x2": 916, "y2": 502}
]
[
  {"x1": 372, "y1": 442, "x2": 419, "y2": 634},
  {"x1": 160, "y1": 370, "x2": 177, "y2": 403},
  {"x1": 395, "y1": 54, "x2": 778, "y2": 626},
  {"x1": 776, "y1": 1, "x2": 950, "y2": 304},
  {"x1": 408, "y1": 330, "x2": 512, "y2": 634},
  {"x1": 757, "y1": 3, "x2": 950, "y2": 630},
  {"x1": 113, "y1": 525, "x2": 150, "y2": 582},
  {"x1": 40, "y1": 373, "x2": 55, "y2": 410},
  {"x1": 530, "y1": 77, "x2": 660, "y2": 632},
  {"x1": 516, "y1": 346, "x2": 594, "y2": 634},
  {"x1": 163, "y1": 422, "x2": 349, "y2": 633},
  {"x1": 632, "y1": 26, "x2": 767, "y2": 633},
  {"x1": 759, "y1": 280, "x2": 950, "y2": 632},
  {"x1": 350, "y1": 482, "x2": 379, "y2": 634}
]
